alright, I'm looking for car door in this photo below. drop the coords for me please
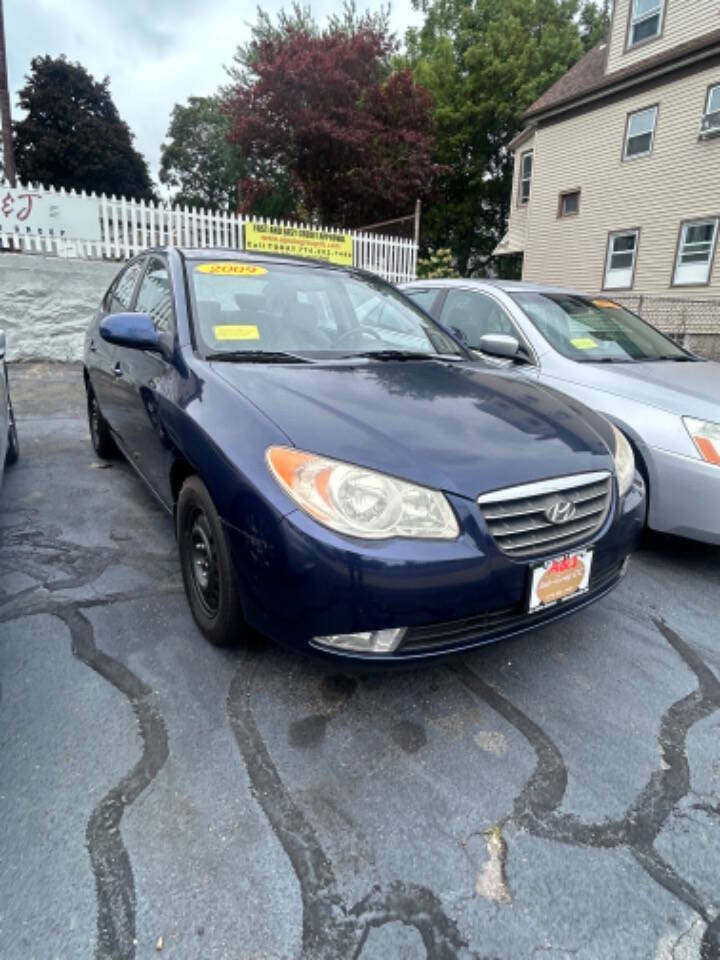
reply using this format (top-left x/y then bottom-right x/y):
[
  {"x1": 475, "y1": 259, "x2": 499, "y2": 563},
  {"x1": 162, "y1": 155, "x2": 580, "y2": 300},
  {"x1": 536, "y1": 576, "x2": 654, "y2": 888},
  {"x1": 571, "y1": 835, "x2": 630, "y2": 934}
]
[
  {"x1": 91, "y1": 258, "x2": 146, "y2": 436},
  {"x1": 118, "y1": 254, "x2": 178, "y2": 504}
]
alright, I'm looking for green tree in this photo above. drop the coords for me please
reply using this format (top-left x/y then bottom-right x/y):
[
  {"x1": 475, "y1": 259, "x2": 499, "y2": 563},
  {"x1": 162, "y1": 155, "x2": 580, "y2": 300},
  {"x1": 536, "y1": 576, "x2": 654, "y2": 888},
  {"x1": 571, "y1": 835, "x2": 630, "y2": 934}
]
[
  {"x1": 159, "y1": 95, "x2": 296, "y2": 216},
  {"x1": 13, "y1": 55, "x2": 153, "y2": 199},
  {"x1": 160, "y1": 96, "x2": 239, "y2": 209},
  {"x1": 406, "y1": 0, "x2": 602, "y2": 275},
  {"x1": 580, "y1": 1, "x2": 611, "y2": 50},
  {"x1": 417, "y1": 247, "x2": 460, "y2": 278}
]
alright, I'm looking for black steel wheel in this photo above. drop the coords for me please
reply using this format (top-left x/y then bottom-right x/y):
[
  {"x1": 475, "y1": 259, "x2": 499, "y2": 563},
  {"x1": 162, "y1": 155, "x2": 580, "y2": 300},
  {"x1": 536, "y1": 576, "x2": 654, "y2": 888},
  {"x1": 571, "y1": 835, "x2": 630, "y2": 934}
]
[
  {"x1": 187, "y1": 509, "x2": 221, "y2": 618},
  {"x1": 177, "y1": 475, "x2": 247, "y2": 646},
  {"x1": 87, "y1": 385, "x2": 118, "y2": 459}
]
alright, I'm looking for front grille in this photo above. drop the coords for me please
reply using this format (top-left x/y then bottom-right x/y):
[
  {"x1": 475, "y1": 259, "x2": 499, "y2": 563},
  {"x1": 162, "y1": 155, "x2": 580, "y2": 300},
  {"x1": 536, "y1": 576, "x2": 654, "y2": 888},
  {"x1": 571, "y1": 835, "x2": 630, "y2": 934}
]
[
  {"x1": 478, "y1": 471, "x2": 612, "y2": 559},
  {"x1": 400, "y1": 553, "x2": 625, "y2": 652}
]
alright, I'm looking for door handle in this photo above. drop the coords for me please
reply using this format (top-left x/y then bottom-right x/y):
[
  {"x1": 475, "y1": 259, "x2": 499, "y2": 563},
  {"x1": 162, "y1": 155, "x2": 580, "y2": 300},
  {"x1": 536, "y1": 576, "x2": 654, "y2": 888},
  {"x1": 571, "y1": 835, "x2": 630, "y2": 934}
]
[
  {"x1": 113, "y1": 362, "x2": 123, "y2": 377},
  {"x1": 89, "y1": 339, "x2": 96, "y2": 352}
]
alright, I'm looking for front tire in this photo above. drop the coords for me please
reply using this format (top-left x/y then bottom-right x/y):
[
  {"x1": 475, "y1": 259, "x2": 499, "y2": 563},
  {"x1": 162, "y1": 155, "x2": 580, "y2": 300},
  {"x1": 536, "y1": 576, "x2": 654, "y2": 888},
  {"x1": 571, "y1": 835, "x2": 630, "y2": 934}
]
[
  {"x1": 87, "y1": 385, "x2": 118, "y2": 459},
  {"x1": 5, "y1": 397, "x2": 18, "y2": 465},
  {"x1": 177, "y1": 475, "x2": 246, "y2": 647}
]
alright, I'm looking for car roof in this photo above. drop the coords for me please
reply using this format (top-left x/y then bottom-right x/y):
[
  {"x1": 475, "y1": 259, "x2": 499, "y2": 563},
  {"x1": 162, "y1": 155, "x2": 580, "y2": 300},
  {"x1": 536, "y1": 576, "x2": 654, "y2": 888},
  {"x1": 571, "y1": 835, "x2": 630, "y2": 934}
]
[
  {"x1": 148, "y1": 246, "x2": 367, "y2": 276},
  {"x1": 402, "y1": 278, "x2": 593, "y2": 297}
]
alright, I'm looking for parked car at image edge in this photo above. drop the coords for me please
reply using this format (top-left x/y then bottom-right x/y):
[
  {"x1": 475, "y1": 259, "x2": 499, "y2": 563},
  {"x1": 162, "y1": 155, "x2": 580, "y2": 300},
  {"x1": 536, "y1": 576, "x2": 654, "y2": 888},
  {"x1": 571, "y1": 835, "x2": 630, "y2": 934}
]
[
  {"x1": 403, "y1": 279, "x2": 720, "y2": 545},
  {"x1": 83, "y1": 249, "x2": 645, "y2": 660},
  {"x1": 0, "y1": 330, "x2": 20, "y2": 489}
]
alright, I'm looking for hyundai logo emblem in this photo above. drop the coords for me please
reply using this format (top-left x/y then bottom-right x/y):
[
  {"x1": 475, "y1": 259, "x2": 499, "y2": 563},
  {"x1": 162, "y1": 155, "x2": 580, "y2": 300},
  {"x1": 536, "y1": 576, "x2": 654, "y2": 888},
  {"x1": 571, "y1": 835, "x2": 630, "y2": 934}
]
[{"x1": 545, "y1": 498, "x2": 577, "y2": 525}]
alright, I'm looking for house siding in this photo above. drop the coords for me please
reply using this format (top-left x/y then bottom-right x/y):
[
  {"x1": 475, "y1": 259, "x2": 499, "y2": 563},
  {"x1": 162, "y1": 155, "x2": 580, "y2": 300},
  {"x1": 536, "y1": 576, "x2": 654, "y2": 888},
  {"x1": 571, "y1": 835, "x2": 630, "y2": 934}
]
[
  {"x1": 498, "y1": 132, "x2": 535, "y2": 254},
  {"x1": 519, "y1": 62, "x2": 720, "y2": 296},
  {"x1": 607, "y1": 0, "x2": 720, "y2": 75}
]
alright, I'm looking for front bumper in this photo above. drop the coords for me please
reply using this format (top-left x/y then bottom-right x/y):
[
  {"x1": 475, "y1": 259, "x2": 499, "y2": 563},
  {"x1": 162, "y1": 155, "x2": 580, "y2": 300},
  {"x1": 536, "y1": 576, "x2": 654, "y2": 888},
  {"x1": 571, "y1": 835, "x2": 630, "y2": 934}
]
[
  {"x1": 227, "y1": 476, "x2": 646, "y2": 661},
  {"x1": 648, "y1": 447, "x2": 720, "y2": 544}
]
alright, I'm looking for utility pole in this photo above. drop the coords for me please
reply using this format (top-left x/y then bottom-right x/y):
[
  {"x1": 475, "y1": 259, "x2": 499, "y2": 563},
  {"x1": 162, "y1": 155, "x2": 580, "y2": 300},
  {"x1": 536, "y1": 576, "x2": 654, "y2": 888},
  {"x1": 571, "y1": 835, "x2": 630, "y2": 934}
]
[
  {"x1": 0, "y1": 0, "x2": 16, "y2": 186},
  {"x1": 413, "y1": 198, "x2": 421, "y2": 249}
]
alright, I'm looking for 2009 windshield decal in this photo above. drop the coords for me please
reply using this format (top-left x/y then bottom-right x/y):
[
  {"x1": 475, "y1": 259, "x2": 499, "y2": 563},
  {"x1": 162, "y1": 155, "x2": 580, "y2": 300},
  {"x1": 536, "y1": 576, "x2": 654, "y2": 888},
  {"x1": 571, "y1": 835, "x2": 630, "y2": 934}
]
[{"x1": 195, "y1": 263, "x2": 268, "y2": 276}]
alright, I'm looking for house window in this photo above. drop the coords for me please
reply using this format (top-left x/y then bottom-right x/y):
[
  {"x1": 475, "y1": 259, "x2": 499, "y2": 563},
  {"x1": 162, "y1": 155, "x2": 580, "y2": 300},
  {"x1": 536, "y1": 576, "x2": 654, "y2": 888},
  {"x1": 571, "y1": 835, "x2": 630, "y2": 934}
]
[
  {"x1": 624, "y1": 106, "x2": 657, "y2": 158},
  {"x1": 674, "y1": 219, "x2": 719, "y2": 286},
  {"x1": 699, "y1": 85, "x2": 720, "y2": 138},
  {"x1": 707, "y1": 85, "x2": 720, "y2": 115},
  {"x1": 558, "y1": 190, "x2": 580, "y2": 218},
  {"x1": 518, "y1": 150, "x2": 533, "y2": 205},
  {"x1": 604, "y1": 230, "x2": 639, "y2": 289},
  {"x1": 628, "y1": 0, "x2": 664, "y2": 47}
]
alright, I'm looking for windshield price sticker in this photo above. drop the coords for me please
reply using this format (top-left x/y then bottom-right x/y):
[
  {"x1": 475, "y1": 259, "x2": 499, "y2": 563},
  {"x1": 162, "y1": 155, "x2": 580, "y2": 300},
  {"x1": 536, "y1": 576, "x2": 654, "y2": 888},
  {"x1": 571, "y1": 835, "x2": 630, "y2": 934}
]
[
  {"x1": 571, "y1": 337, "x2": 598, "y2": 350},
  {"x1": 592, "y1": 299, "x2": 621, "y2": 309},
  {"x1": 213, "y1": 325, "x2": 261, "y2": 340},
  {"x1": 196, "y1": 263, "x2": 268, "y2": 276}
]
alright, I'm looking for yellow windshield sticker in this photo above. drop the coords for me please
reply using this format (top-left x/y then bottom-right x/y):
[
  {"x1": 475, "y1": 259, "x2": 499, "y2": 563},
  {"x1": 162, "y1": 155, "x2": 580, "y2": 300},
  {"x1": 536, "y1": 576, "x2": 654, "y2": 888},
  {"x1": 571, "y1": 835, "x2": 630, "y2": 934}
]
[
  {"x1": 196, "y1": 263, "x2": 268, "y2": 276},
  {"x1": 571, "y1": 337, "x2": 598, "y2": 350},
  {"x1": 592, "y1": 299, "x2": 620, "y2": 309},
  {"x1": 213, "y1": 325, "x2": 260, "y2": 341}
]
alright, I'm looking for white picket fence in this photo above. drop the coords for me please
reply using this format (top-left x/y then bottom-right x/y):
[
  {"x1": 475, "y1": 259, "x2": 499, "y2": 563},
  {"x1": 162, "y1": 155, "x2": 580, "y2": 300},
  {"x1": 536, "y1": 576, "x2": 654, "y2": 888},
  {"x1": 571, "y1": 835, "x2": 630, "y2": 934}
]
[{"x1": 0, "y1": 180, "x2": 417, "y2": 283}]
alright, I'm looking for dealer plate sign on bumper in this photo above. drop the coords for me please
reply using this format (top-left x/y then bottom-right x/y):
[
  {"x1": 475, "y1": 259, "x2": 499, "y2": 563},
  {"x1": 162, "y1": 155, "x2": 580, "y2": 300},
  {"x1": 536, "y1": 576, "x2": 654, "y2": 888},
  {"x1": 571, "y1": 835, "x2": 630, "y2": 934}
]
[{"x1": 528, "y1": 550, "x2": 593, "y2": 613}]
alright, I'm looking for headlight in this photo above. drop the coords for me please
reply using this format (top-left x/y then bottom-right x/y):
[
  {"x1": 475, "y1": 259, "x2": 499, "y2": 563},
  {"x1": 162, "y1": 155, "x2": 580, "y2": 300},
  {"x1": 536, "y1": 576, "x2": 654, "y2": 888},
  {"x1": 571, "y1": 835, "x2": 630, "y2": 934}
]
[
  {"x1": 611, "y1": 424, "x2": 635, "y2": 497},
  {"x1": 266, "y1": 446, "x2": 459, "y2": 540},
  {"x1": 683, "y1": 417, "x2": 720, "y2": 466}
]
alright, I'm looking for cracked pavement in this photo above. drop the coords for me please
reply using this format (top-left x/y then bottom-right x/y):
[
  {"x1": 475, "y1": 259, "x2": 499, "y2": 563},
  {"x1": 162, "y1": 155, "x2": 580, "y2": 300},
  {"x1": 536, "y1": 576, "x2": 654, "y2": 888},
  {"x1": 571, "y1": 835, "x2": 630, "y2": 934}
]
[{"x1": 1, "y1": 362, "x2": 719, "y2": 960}]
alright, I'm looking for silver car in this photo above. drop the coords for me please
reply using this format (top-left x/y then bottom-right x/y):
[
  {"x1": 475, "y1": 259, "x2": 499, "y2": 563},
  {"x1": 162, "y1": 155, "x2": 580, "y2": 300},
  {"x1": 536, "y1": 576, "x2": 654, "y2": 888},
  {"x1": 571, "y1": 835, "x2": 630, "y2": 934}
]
[
  {"x1": 1, "y1": 330, "x2": 19, "y2": 489},
  {"x1": 401, "y1": 280, "x2": 720, "y2": 544}
]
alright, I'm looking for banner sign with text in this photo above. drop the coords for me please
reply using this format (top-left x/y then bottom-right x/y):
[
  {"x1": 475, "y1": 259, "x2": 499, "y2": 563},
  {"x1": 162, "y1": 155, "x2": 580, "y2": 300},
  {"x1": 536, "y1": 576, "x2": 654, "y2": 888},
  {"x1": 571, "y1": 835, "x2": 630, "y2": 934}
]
[
  {"x1": 0, "y1": 187, "x2": 101, "y2": 241},
  {"x1": 244, "y1": 222, "x2": 353, "y2": 266}
]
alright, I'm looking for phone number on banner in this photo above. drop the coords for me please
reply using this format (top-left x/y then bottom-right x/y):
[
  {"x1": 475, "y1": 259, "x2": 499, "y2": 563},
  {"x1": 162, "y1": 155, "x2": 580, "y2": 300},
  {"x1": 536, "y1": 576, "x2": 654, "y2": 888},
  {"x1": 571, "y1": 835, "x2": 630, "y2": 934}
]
[{"x1": 244, "y1": 222, "x2": 353, "y2": 266}]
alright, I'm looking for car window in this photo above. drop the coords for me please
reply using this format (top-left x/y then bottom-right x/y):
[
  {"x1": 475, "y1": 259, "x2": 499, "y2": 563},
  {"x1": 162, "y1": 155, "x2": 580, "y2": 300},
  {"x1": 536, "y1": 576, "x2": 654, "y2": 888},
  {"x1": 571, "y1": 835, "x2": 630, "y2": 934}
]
[
  {"x1": 187, "y1": 260, "x2": 463, "y2": 359},
  {"x1": 102, "y1": 280, "x2": 116, "y2": 312},
  {"x1": 404, "y1": 288, "x2": 441, "y2": 317},
  {"x1": 345, "y1": 284, "x2": 423, "y2": 338},
  {"x1": 440, "y1": 290, "x2": 516, "y2": 347},
  {"x1": 135, "y1": 257, "x2": 174, "y2": 335},
  {"x1": 511, "y1": 293, "x2": 688, "y2": 362},
  {"x1": 110, "y1": 260, "x2": 145, "y2": 313}
]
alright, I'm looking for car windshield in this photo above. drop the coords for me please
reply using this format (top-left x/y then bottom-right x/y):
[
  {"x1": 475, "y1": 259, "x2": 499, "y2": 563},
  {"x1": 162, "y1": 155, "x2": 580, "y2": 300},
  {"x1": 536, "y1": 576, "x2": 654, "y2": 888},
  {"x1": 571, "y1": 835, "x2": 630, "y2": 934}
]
[
  {"x1": 511, "y1": 292, "x2": 690, "y2": 362},
  {"x1": 187, "y1": 260, "x2": 463, "y2": 360}
]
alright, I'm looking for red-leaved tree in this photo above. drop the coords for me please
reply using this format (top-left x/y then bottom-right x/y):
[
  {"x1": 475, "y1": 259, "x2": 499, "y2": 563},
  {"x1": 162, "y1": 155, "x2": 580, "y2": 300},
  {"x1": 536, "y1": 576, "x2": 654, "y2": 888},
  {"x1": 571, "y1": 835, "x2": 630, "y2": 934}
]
[{"x1": 225, "y1": 14, "x2": 440, "y2": 227}]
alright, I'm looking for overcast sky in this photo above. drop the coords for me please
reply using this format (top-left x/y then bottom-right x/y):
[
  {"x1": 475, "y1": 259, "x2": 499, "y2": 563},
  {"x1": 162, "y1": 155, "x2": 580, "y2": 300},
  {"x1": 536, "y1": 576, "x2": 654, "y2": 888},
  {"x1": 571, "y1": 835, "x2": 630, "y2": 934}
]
[{"x1": 5, "y1": 0, "x2": 423, "y2": 186}]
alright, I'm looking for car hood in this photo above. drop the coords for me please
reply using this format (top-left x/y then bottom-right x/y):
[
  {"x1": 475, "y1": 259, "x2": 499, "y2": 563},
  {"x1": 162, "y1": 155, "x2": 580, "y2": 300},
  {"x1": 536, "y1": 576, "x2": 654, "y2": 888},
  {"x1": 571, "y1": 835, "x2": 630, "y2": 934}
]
[
  {"x1": 213, "y1": 360, "x2": 615, "y2": 499},
  {"x1": 550, "y1": 359, "x2": 720, "y2": 419}
]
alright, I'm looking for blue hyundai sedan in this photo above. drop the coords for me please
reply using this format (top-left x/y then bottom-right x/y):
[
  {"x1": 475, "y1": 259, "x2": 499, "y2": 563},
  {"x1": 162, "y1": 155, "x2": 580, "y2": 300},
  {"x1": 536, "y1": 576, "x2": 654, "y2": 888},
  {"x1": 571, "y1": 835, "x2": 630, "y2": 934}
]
[{"x1": 83, "y1": 249, "x2": 645, "y2": 660}]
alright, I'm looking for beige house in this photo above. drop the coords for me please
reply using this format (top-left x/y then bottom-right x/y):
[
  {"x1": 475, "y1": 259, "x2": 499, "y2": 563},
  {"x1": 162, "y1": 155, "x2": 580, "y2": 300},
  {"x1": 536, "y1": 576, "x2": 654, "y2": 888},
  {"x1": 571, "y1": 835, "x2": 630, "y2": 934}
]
[{"x1": 497, "y1": 1, "x2": 720, "y2": 310}]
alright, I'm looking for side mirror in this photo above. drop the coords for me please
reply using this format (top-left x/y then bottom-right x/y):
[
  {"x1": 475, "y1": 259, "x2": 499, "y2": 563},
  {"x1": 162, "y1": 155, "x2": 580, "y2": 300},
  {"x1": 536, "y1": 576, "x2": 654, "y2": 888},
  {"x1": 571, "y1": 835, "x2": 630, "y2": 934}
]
[
  {"x1": 100, "y1": 313, "x2": 169, "y2": 359},
  {"x1": 478, "y1": 333, "x2": 522, "y2": 360},
  {"x1": 0, "y1": 330, "x2": 6, "y2": 359}
]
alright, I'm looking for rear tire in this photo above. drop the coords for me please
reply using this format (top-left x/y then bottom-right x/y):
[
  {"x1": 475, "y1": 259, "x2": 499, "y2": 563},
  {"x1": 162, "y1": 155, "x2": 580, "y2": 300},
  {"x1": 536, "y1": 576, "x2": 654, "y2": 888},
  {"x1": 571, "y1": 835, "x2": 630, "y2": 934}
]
[
  {"x1": 87, "y1": 385, "x2": 119, "y2": 459},
  {"x1": 177, "y1": 475, "x2": 247, "y2": 647},
  {"x1": 5, "y1": 397, "x2": 18, "y2": 465}
]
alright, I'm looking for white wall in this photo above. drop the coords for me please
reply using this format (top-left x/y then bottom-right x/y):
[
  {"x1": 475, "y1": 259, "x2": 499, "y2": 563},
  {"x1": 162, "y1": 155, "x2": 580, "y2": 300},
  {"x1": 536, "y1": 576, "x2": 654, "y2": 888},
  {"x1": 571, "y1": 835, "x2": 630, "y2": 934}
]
[{"x1": 0, "y1": 254, "x2": 118, "y2": 361}]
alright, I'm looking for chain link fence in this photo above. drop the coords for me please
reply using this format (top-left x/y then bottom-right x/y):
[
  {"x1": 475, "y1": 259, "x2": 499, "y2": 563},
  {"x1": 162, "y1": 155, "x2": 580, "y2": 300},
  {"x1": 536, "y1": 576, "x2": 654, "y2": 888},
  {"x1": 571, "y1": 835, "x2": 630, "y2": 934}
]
[{"x1": 613, "y1": 295, "x2": 720, "y2": 359}]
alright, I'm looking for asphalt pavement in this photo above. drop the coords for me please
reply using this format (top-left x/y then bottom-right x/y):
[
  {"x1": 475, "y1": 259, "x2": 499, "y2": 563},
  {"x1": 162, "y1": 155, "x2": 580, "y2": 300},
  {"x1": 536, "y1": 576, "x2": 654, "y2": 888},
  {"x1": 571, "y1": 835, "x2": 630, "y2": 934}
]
[{"x1": 1, "y1": 362, "x2": 719, "y2": 960}]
